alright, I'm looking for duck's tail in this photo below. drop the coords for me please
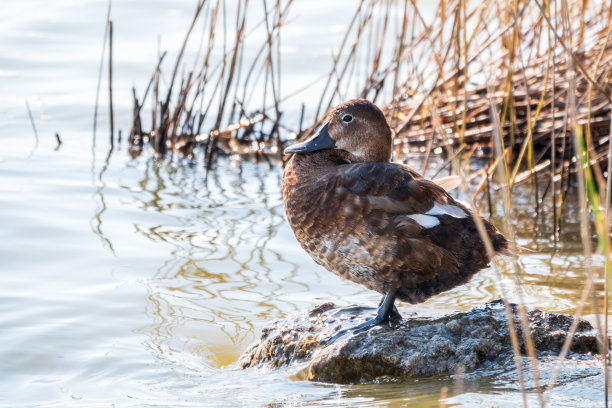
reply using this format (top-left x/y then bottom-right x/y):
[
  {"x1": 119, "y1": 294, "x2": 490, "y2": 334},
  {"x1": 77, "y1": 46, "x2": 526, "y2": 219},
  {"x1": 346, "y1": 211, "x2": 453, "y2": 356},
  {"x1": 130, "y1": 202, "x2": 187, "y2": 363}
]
[
  {"x1": 487, "y1": 222, "x2": 514, "y2": 258},
  {"x1": 492, "y1": 231, "x2": 510, "y2": 255},
  {"x1": 495, "y1": 240, "x2": 531, "y2": 258}
]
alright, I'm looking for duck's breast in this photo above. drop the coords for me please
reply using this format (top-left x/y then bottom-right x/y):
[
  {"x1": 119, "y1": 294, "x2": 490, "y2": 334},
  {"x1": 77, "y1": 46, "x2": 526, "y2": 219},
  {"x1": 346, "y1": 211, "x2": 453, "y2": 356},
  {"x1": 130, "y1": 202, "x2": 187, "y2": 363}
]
[{"x1": 283, "y1": 161, "x2": 398, "y2": 293}]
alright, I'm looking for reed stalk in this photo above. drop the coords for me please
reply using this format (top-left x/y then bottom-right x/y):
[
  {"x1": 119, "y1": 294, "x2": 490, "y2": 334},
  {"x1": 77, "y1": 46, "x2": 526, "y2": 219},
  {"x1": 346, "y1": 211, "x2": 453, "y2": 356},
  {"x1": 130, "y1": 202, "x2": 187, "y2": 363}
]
[
  {"x1": 25, "y1": 99, "x2": 39, "y2": 151},
  {"x1": 93, "y1": 1, "x2": 111, "y2": 143},
  {"x1": 108, "y1": 20, "x2": 114, "y2": 149}
]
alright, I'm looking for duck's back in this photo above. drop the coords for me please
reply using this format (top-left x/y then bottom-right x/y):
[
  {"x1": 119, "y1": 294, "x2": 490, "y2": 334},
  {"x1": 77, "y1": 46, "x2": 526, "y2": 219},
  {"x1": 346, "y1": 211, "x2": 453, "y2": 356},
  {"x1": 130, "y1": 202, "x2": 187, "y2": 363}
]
[{"x1": 282, "y1": 151, "x2": 508, "y2": 303}]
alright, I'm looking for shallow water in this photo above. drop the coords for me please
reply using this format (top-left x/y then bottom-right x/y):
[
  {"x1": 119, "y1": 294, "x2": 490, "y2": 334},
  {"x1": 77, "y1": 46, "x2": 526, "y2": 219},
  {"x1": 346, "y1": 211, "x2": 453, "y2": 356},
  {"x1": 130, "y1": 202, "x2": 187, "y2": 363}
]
[{"x1": 0, "y1": 1, "x2": 608, "y2": 407}]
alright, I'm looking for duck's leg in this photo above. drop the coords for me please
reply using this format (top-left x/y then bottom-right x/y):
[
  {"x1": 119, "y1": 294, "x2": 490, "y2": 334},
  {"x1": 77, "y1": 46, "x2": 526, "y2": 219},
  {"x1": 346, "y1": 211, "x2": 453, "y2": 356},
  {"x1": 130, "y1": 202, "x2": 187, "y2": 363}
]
[
  {"x1": 352, "y1": 290, "x2": 398, "y2": 333},
  {"x1": 324, "y1": 290, "x2": 398, "y2": 345},
  {"x1": 378, "y1": 294, "x2": 402, "y2": 320}
]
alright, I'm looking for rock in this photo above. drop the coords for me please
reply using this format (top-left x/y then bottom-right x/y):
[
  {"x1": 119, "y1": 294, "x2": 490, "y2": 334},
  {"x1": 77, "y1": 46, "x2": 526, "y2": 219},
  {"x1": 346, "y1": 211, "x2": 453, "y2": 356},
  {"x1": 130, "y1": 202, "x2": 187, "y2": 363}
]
[{"x1": 235, "y1": 300, "x2": 602, "y2": 384}]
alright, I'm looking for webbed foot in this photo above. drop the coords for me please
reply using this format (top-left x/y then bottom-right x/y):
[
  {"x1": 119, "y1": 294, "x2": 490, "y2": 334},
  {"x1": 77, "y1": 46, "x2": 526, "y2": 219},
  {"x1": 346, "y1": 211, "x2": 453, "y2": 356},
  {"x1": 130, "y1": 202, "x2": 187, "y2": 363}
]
[{"x1": 323, "y1": 290, "x2": 399, "y2": 345}]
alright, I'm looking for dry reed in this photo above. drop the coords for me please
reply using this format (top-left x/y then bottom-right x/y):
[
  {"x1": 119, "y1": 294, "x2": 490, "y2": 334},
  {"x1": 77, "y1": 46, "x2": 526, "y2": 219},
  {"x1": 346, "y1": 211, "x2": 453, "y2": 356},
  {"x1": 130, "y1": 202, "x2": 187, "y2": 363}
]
[{"x1": 121, "y1": 0, "x2": 294, "y2": 165}]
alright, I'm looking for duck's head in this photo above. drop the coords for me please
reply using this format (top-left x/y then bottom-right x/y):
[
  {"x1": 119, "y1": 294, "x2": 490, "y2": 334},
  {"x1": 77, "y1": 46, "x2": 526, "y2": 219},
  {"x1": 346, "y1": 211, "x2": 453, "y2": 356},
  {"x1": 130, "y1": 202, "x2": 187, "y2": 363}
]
[{"x1": 284, "y1": 99, "x2": 392, "y2": 162}]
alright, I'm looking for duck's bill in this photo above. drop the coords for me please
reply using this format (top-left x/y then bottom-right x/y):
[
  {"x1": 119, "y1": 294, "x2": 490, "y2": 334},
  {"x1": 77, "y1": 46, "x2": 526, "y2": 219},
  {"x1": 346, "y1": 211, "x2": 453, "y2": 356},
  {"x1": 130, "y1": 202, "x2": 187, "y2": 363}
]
[{"x1": 284, "y1": 122, "x2": 336, "y2": 154}]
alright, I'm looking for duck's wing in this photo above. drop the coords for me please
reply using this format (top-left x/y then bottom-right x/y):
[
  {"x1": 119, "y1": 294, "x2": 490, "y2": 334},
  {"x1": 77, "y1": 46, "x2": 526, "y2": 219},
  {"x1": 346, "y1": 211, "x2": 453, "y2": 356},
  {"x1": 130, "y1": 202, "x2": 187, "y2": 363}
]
[
  {"x1": 339, "y1": 162, "x2": 468, "y2": 229},
  {"x1": 333, "y1": 162, "x2": 468, "y2": 279}
]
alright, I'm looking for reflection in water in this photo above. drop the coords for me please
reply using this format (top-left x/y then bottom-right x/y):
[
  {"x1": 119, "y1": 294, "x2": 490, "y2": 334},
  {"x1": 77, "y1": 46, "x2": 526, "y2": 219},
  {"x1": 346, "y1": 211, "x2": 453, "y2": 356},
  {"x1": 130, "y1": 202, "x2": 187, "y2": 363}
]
[
  {"x1": 120, "y1": 155, "x2": 306, "y2": 370},
  {"x1": 90, "y1": 149, "x2": 116, "y2": 254}
]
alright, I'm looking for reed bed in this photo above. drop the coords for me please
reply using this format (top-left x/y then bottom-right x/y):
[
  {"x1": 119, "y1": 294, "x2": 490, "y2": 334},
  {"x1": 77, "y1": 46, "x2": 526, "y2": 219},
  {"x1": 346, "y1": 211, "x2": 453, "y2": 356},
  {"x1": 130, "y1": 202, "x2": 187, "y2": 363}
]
[
  {"x1": 111, "y1": 0, "x2": 295, "y2": 165},
  {"x1": 117, "y1": 1, "x2": 612, "y2": 192},
  {"x1": 314, "y1": 1, "x2": 611, "y2": 175}
]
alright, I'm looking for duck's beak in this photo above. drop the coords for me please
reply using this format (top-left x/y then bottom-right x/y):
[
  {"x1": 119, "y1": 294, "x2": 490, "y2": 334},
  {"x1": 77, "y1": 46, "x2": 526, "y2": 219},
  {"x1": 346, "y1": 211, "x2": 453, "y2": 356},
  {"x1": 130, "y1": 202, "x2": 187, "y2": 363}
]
[{"x1": 284, "y1": 122, "x2": 336, "y2": 154}]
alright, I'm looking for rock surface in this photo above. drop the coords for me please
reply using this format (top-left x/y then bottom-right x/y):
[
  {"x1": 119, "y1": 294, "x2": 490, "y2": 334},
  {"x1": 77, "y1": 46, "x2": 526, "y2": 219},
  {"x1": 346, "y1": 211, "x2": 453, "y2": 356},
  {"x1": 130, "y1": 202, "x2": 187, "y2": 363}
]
[{"x1": 235, "y1": 300, "x2": 601, "y2": 383}]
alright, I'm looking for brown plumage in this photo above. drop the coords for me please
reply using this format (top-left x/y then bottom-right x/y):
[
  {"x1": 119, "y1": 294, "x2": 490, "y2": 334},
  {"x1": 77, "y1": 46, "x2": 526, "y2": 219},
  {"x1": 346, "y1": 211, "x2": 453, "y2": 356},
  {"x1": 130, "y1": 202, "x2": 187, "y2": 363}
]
[{"x1": 282, "y1": 99, "x2": 508, "y2": 332}]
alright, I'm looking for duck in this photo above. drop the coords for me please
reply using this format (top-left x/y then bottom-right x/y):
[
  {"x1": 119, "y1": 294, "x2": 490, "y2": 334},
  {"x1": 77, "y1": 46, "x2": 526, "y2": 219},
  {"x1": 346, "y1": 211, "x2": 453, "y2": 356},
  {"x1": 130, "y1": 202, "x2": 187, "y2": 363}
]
[{"x1": 282, "y1": 99, "x2": 509, "y2": 334}]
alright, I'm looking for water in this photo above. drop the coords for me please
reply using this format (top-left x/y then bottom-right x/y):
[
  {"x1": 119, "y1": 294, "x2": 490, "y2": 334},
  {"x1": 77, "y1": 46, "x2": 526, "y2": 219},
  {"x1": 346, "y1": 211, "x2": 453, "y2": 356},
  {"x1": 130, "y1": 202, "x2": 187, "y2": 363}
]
[{"x1": 0, "y1": 1, "x2": 607, "y2": 407}]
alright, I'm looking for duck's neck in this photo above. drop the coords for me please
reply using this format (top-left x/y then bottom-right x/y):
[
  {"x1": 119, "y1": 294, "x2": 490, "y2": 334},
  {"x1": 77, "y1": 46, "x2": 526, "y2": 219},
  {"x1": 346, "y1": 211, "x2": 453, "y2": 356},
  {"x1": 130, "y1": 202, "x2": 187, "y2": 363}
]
[
  {"x1": 288, "y1": 149, "x2": 381, "y2": 171},
  {"x1": 291, "y1": 150, "x2": 342, "y2": 168}
]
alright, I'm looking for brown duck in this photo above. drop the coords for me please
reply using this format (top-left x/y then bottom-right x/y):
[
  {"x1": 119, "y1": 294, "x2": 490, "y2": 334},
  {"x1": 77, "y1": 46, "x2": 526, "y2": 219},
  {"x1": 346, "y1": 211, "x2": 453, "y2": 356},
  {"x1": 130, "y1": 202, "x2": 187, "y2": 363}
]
[{"x1": 282, "y1": 99, "x2": 509, "y2": 333}]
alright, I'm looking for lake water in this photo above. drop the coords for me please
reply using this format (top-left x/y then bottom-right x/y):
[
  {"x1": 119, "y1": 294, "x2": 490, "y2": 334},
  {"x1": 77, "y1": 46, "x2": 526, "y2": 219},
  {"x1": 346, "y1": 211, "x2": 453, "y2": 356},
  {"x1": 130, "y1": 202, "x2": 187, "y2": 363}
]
[{"x1": 0, "y1": 1, "x2": 608, "y2": 407}]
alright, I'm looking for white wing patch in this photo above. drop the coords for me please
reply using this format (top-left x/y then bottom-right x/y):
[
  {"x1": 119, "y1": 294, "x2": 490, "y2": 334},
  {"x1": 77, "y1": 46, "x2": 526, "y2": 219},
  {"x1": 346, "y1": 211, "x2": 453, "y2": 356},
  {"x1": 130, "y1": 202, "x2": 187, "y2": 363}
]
[
  {"x1": 425, "y1": 202, "x2": 467, "y2": 218},
  {"x1": 406, "y1": 203, "x2": 467, "y2": 229},
  {"x1": 407, "y1": 214, "x2": 440, "y2": 228}
]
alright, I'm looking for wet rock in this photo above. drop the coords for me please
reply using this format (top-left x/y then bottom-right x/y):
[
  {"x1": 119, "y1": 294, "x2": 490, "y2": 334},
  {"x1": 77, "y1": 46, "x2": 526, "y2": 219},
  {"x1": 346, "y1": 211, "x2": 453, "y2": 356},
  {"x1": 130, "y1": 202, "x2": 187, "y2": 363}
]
[{"x1": 235, "y1": 300, "x2": 603, "y2": 384}]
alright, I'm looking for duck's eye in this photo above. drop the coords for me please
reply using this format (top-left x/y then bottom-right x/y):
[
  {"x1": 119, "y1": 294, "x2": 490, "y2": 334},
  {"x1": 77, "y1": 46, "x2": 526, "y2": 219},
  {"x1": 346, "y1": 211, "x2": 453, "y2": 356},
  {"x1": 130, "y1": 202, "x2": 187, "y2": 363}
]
[{"x1": 342, "y1": 114, "x2": 353, "y2": 123}]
